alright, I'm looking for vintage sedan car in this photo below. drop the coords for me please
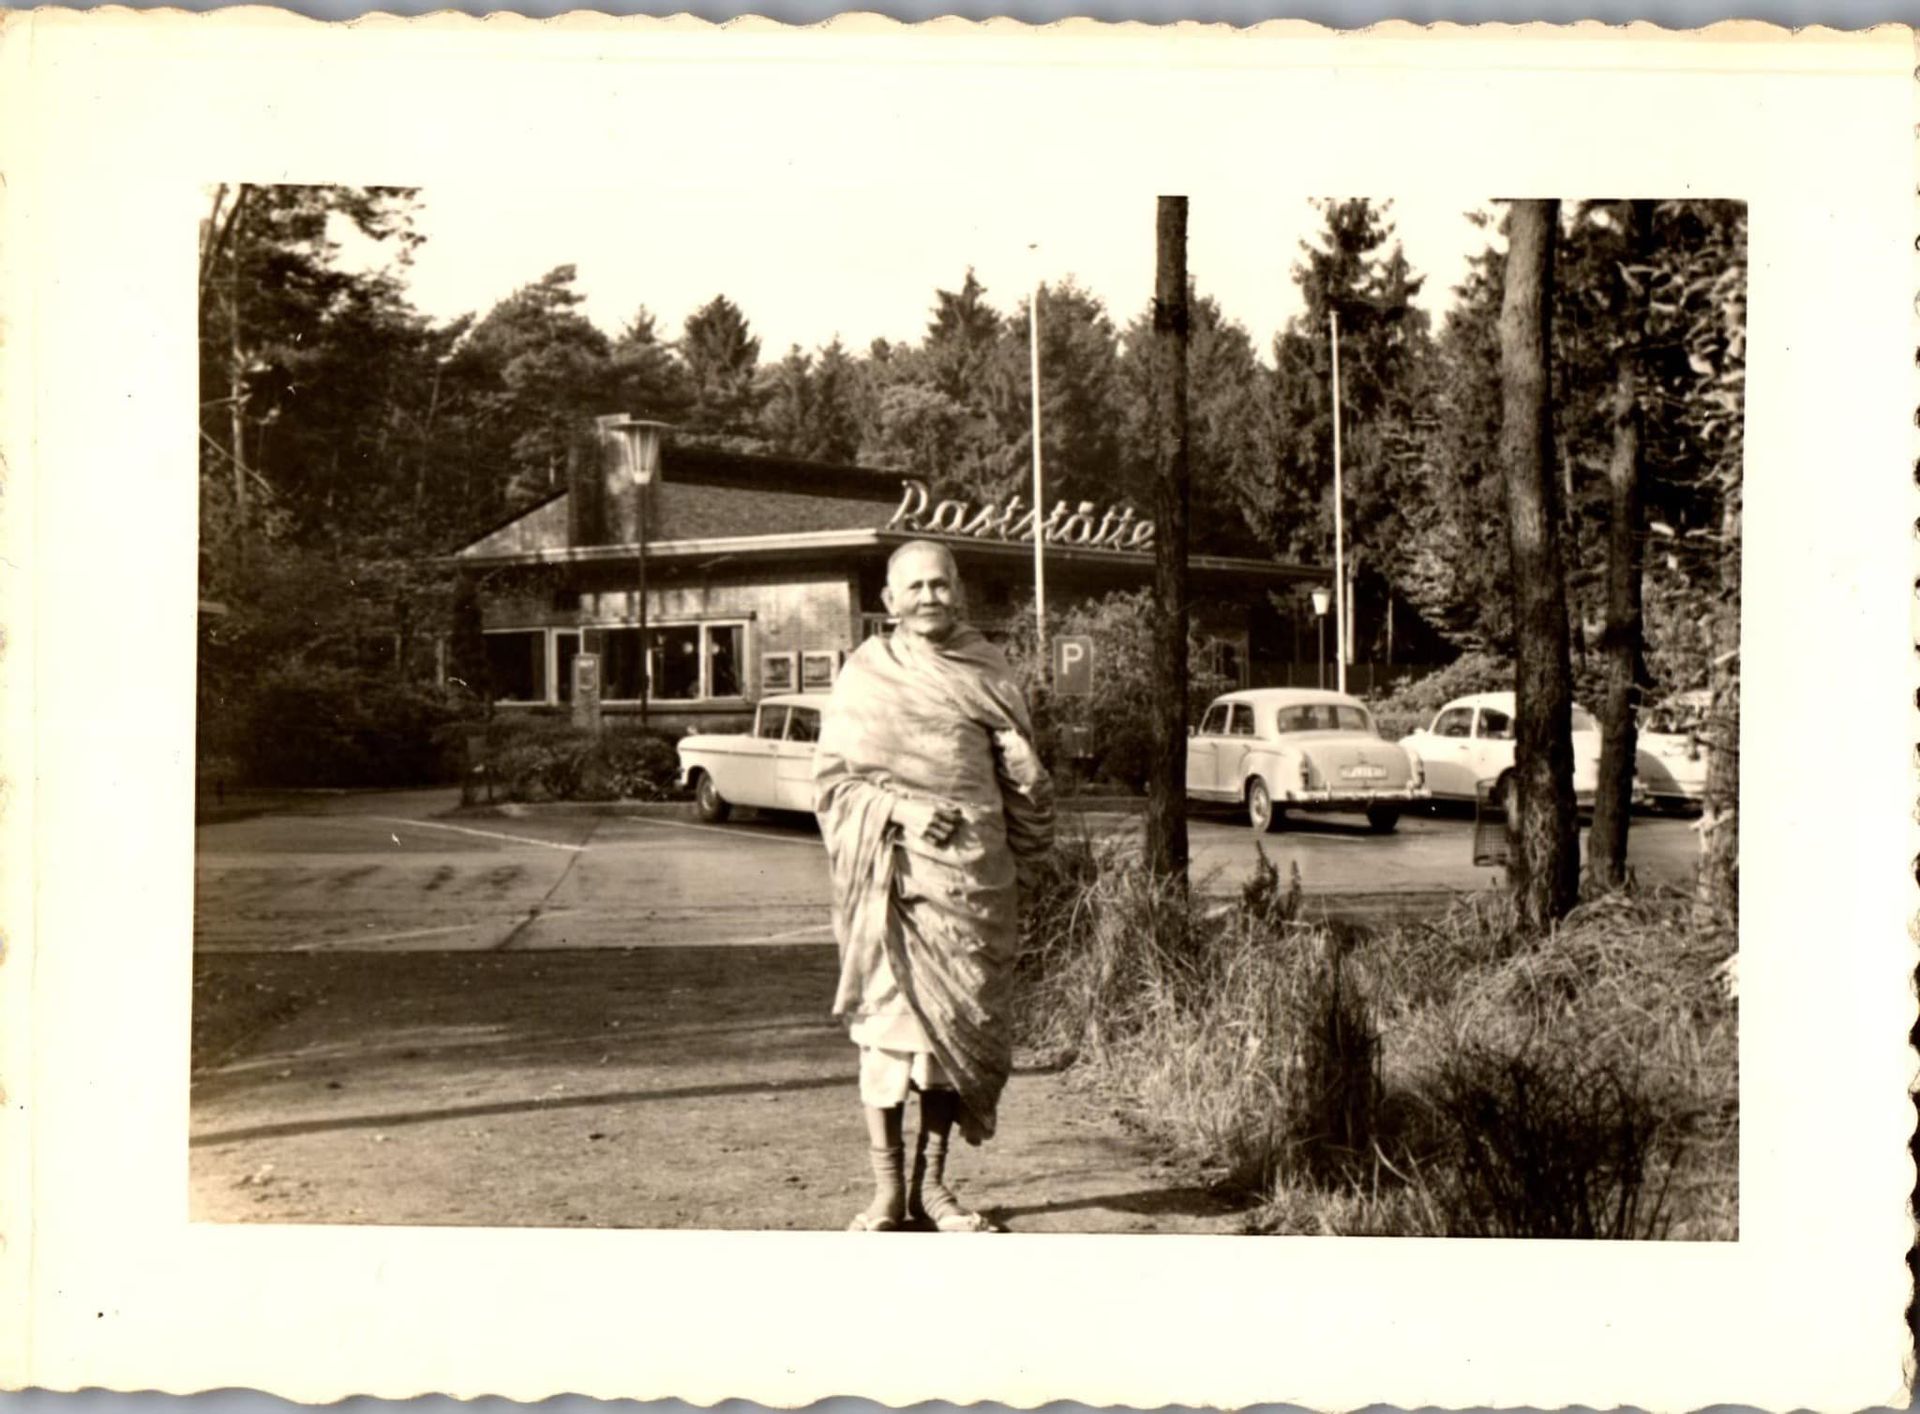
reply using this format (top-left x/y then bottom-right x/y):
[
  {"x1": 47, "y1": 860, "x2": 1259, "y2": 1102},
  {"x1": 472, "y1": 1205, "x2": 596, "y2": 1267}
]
[
  {"x1": 1186, "y1": 688, "x2": 1427, "y2": 833},
  {"x1": 677, "y1": 693, "x2": 827, "y2": 822},
  {"x1": 1400, "y1": 690, "x2": 1606, "y2": 809},
  {"x1": 1634, "y1": 689, "x2": 1711, "y2": 814}
]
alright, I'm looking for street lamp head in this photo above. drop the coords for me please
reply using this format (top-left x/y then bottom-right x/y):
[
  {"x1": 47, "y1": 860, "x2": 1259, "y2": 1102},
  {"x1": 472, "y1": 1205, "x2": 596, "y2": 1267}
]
[
  {"x1": 597, "y1": 414, "x2": 667, "y2": 486},
  {"x1": 1311, "y1": 587, "x2": 1332, "y2": 618}
]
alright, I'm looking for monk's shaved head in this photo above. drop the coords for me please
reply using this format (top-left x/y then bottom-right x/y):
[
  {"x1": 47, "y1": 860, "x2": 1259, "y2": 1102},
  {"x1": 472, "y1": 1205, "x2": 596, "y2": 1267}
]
[{"x1": 886, "y1": 539, "x2": 961, "y2": 590}]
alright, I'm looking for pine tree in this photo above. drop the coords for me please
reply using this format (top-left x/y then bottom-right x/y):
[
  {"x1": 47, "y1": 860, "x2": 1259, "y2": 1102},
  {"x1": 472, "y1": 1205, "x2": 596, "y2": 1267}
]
[
  {"x1": 1498, "y1": 198, "x2": 1580, "y2": 930},
  {"x1": 680, "y1": 294, "x2": 763, "y2": 434}
]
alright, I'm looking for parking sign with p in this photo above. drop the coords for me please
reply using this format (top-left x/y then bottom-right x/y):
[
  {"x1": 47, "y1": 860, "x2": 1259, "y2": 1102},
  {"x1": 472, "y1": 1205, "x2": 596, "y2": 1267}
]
[{"x1": 1053, "y1": 635, "x2": 1093, "y2": 696}]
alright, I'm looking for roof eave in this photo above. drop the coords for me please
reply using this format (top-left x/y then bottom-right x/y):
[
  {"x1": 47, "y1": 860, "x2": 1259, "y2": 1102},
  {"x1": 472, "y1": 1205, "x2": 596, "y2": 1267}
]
[{"x1": 447, "y1": 526, "x2": 1326, "y2": 583}]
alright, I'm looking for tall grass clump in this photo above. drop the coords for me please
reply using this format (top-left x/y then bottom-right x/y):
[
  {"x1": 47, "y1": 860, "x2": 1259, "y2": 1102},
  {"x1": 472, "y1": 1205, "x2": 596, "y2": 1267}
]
[
  {"x1": 1018, "y1": 836, "x2": 1738, "y2": 1240},
  {"x1": 1019, "y1": 842, "x2": 1388, "y2": 1192},
  {"x1": 1380, "y1": 887, "x2": 1738, "y2": 1239}
]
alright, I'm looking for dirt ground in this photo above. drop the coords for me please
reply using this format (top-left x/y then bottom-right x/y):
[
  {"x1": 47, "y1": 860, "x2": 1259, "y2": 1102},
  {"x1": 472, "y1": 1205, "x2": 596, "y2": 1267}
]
[{"x1": 189, "y1": 945, "x2": 1250, "y2": 1235}]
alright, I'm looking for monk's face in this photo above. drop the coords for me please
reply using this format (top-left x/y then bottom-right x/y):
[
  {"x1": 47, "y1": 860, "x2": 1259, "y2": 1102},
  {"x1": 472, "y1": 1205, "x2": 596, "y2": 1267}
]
[{"x1": 883, "y1": 545, "x2": 962, "y2": 643}]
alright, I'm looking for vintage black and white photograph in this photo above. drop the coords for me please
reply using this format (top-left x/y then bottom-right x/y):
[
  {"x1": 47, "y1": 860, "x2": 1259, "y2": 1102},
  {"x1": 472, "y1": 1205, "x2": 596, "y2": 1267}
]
[
  {"x1": 14, "y1": 15, "x2": 1917, "y2": 1406},
  {"x1": 189, "y1": 183, "x2": 1744, "y2": 1240}
]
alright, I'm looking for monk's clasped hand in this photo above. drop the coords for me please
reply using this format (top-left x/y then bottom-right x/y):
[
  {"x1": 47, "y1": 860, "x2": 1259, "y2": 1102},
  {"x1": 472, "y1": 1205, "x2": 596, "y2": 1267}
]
[{"x1": 895, "y1": 796, "x2": 963, "y2": 848}]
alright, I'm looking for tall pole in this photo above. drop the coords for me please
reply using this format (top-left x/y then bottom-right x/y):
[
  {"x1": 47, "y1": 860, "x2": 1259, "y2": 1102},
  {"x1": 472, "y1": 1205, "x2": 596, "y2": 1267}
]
[
  {"x1": 1146, "y1": 195, "x2": 1191, "y2": 888},
  {"x1": 1329, "y1": 309, "x2": 1347, "y2": 695},
  {"x1": 599, "y1": 416, "x2": 662, "y2": 730},
  {"x1": 1029, "y1": 265, "x2": 1047, "y2": 657},
  {"x1": 636, "y1": 476, "x2": 649, "y2": 731}
]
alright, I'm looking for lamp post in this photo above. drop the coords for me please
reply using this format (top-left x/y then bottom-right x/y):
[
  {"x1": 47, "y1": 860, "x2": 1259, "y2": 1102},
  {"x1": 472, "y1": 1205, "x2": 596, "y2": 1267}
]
[
  {"x1": 597, "y1": 415, "x2": 664, "y2": 729},
  {"x1": 1311, "y1": 587, "x2": 1331, "y2": 689},
  {"x1": 1328, "y1": 310, "x2": 1347, "y2": 695},
  {"x1": 1028, "y1": 252, "x2": 1047, "y2": 658}
]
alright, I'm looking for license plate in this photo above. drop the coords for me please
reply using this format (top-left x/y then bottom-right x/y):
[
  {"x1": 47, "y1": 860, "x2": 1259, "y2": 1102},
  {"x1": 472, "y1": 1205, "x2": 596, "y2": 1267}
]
[{"x1": 1340, "y1": 764, "x2": 1387, "y2": 780}]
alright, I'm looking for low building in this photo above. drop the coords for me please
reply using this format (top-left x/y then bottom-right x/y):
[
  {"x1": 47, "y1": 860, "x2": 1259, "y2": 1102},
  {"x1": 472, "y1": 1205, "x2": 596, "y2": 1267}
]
[{"x1": 451, "y1": 424, "x2": 1338, "y2": 732}]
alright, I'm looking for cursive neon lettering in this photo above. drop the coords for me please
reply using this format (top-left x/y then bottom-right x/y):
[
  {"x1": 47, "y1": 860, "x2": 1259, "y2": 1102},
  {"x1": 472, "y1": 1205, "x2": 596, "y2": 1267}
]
[
  {"x1": 962, "y1": 502, "x2": 1001, "y2": 537},
  {"x1": 1062, "y1": 502, "x2": 1096, "y2": 545},
  {"x1": 888, "y1": 479, "x2": 931, "y2": 529},
  {"x1": 883, "y1": 478, "x2": 1154, "y2": 553}
]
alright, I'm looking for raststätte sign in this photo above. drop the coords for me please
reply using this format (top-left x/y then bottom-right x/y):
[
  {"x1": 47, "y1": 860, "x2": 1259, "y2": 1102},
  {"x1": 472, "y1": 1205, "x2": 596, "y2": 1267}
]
[{"x1": 887, "y1": 478, "x2": 1155, "y2": 551}]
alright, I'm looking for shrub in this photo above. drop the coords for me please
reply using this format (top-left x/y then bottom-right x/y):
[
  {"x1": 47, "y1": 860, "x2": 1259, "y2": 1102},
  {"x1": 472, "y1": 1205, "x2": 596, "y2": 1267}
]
[
  {"x1": 1367, "y1": 651, "x2": 1514, "y2": 741},
  {"x1": 999, "y1": 589, "x2": 1234, "y2": 790},
  {"x1": 1418, "y1": 1041, "x2": 1681, "y2": 1239},
  {"x1": 239, "y1": 663, "x2": 465, "y2": 788},
  {"x1": 470, "y1": 716, "x2": 684, "y2": 803}
]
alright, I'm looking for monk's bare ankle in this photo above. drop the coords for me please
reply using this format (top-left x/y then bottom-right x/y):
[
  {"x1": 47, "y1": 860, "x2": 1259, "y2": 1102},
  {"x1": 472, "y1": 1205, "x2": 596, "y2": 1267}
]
[
  {"x1": 908, "y1": 1127, "x2": 976, "y2": 1227},
  {"x1": 864, "y1": 1143, "x2": 906, "y2": 1225}
]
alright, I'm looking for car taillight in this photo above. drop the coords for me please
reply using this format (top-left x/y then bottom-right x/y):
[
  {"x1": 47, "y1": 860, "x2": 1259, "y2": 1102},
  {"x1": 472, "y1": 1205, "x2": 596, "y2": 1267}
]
[
  {"x1": 1410, "y1": 754, "x2": 1424, "y2": 787},
  {"x1": 1299, "y1": 757, "x2": 1312, "y2": 788},
  {"x1": 1687, "y1": 737, "x2": 1702, "y2": 761}
]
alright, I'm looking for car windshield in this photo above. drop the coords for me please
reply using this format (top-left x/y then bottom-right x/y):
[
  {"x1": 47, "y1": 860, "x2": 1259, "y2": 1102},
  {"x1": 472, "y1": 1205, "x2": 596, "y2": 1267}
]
[{"x1": 1275, "y1": 703, "x2": 1373, "y2": 734}]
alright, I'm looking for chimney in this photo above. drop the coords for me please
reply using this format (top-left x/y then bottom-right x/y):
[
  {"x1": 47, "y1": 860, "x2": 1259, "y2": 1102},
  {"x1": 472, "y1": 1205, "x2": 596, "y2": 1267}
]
[{"x1": 571, "y1": 417, "x2": 668, "y2": 546}]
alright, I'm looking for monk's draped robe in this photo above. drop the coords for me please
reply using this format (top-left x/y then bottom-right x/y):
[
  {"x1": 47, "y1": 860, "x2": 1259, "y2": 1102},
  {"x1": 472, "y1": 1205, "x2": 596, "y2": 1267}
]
[{"x1": 814, "y1": 626, "x2": 1054, "y2": 1144}]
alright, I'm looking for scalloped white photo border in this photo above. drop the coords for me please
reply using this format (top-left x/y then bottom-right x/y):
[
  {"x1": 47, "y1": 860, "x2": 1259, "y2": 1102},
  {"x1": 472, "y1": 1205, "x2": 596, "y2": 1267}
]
[{"x1": 0, "y1": 14, "x2": 1913, "y2": 1409}]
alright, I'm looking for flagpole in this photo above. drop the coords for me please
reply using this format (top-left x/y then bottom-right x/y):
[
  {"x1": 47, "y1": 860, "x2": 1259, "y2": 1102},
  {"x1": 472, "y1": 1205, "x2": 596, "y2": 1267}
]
[
  {"x1": 1329, "y1": 309, "x2": 1347, "y2": 696},
  {"x1": 1029, "y1": 262, "x2": 1047, "y2": 659}
]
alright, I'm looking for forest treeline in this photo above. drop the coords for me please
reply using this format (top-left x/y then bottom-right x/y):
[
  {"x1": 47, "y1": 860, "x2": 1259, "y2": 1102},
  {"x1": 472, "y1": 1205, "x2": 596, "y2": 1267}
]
[{"x1": 197, "y1": 187, "x2": 1743, "y2": 811}]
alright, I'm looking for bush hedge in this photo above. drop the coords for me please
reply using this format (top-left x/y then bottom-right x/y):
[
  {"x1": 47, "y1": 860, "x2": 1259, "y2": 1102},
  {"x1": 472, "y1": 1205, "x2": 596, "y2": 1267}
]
[
  {"x1": 1366, "y1": 650, "x2": 1514, "y2": 741},
  {"x1": 235, "y1": 664, "x2": 468, "y2": 788},
  {"x1": 471, "y1": 714, "x2": 684, "y2": 803}
]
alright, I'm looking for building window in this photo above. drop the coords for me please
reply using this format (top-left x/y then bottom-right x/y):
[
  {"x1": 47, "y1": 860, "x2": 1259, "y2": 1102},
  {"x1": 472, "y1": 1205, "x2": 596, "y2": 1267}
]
[
  {"x1": 861, "y1": 614, "x2": 891, "y2": 641},
  {"x1": 602, "y1": 621, "x2": 750, "y2": 703},
  {"x1": 709, "y1": 624, "x2": 743, "y2": 698},
  {"x1": 484, "y1": 630, "x2": 547, "y2": 703},
  {"x1": 652, "y1": 625, "x2": 703, "y2": 700},
  {"x1": 489, "y1": 622, "x2": 748, "y2": 706},
  {"x1": 1208, "y1": 634, "x2": 1250, "y2": 689},
  {"x1": 603, "y1": 628, "x2": 646, "y2": 702}
]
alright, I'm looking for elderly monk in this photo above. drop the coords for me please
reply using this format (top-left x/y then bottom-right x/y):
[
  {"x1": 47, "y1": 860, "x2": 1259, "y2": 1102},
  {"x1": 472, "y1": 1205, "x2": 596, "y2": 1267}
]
[{"x1": 814, "y1": 540, "x2": 1055, "y2": 1232}]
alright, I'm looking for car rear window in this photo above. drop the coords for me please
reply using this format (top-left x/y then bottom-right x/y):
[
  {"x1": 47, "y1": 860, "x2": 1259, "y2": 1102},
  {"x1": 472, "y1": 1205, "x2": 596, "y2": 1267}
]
[
  {"x1": 1477, "y1": 707, "x2": 1514, "y2": 740},
  {"x1": 1276, "y1": 703, "x2": 1372, "y2": 734},
  {"x1": 786, "y1": 707, "x2": 821, "y2": 743}
]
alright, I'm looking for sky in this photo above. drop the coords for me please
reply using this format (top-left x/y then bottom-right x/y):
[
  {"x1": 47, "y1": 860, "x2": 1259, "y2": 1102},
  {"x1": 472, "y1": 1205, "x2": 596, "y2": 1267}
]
[{"x1": 352, "y1": 186, "x2": 1501, "y2": 360}]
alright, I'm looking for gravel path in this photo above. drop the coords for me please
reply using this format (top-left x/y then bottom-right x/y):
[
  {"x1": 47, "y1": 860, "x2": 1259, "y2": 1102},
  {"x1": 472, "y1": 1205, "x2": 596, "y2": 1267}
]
[{"x1": 190, "y1": 946, "x2": 1249, "y2": 1235}]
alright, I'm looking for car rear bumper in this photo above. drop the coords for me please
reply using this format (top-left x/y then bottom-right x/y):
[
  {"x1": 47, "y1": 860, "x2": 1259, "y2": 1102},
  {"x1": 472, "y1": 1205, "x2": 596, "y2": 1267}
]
[{"x1": 1280, "y1": 786, "x2": 1429, "y2": 809}]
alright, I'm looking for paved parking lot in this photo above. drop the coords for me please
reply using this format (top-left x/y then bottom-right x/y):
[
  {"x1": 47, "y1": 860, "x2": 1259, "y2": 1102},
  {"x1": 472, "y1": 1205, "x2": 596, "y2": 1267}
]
[{"x1": 194, "y1": 788, "x2": 1701, "y2": 955}]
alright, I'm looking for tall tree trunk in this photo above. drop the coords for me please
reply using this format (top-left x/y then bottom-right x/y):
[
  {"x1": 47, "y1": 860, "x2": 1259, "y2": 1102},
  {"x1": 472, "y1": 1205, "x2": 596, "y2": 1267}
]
[
  {"x1": 1145, "y1": 196, "x2": 1191, "y2": 888},
  {"x1": 1498, "y1": 199, "x2": 1579, "y2": 930},
  {"x1": 1695, "y1": 493, "x2": 1741, "y2": 920},
  {"x1": 228, "y1": 213, "x2": 248, "y2": 574},
  {"x1": 1588, "y1": 200, "x2": 1653, "y2": 887}
]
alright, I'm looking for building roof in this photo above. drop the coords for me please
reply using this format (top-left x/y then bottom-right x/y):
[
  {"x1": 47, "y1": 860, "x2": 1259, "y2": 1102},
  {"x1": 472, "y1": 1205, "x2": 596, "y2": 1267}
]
[{"x1": 449, "y1": 436, "x2": 1324, "y2": 587}]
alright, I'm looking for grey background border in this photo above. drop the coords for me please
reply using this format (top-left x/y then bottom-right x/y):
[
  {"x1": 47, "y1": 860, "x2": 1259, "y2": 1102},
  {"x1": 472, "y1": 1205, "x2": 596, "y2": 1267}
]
[{"x1": 13, "y1": 0, "x2": 1920, "y2": 23}]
